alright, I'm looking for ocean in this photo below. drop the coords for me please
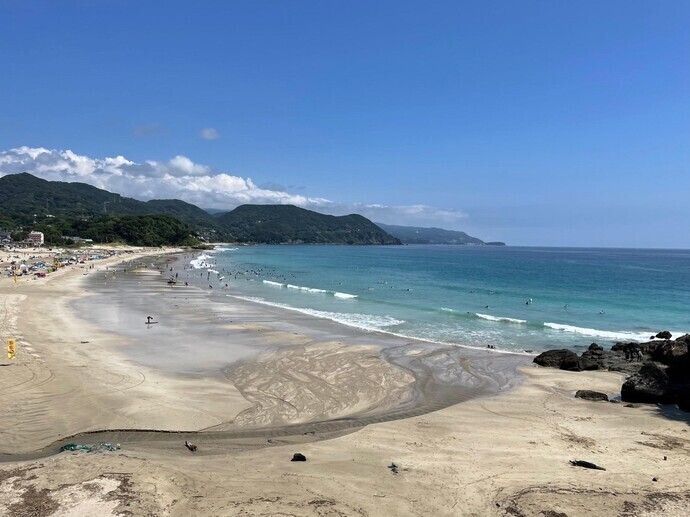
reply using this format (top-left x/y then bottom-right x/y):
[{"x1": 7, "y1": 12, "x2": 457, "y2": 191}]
[{"x1": 183, "y1": 245, "x2": 690, "y2": 354}]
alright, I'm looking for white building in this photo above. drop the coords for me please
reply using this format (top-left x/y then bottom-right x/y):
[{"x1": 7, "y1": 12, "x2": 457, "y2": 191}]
[{"x1": 27, "y1": 231, "x2": 45, "y2": 246}]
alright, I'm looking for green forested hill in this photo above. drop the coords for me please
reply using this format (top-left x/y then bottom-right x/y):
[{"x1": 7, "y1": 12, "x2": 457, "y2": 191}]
[
  {"x1": 215, "y1": 204, "x2": 401, "y2": 244},
  {"x1": 0, "y1": 173, "x2": 219, "y2": 232},
  {"x1": 0, "y1": 173, "x2": 400, "y2": 245},
  {"x1": 62, "y1": 215, "x2": 199, "y2": 247}
]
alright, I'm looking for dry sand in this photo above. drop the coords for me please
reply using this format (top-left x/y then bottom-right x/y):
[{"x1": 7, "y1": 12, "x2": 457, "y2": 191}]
[{"x1": 1, "y1": 248, "x2": 689, "y2": 516}]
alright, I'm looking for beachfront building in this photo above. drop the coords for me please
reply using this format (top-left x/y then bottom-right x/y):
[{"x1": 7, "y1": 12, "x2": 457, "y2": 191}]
[{"x1": 27, "y1": 231, "x2": 45, "y2": 246}]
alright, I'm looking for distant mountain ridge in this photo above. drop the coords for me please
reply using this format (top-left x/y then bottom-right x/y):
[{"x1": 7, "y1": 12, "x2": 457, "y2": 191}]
[{"x1": 377, "y1": 223, "x2": 504, "y2": 246}]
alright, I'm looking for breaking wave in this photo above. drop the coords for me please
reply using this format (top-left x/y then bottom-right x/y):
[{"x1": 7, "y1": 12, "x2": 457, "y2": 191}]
[{"x1": 230, "y1": 296, "x2": 403, "y2": 332}]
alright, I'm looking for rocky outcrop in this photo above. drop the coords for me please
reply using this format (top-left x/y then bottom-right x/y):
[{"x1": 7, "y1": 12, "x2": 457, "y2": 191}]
[
  {"x1": 656, "y1": 331, "x2": 672, "y2": 339},
  {"x1": 621, "y1": 363, "x2": 671, "y2": 404},
  {"x1": 575, "y1": 390, "x2": 609, "y2": 402},
  {"x1": 535, "y1": 343, "x2": 639, "y2": 373},
  {"x1": 652, "y1": 340, "x2": 688, "y2": 364},
  {"x1": 535, "y1": 332, "x2": 689, "y2": 411},
  {"x1": 578, "y1": 343, "x2": 606, "y2": 371},
  {"x1": 533, "y1": 349, "x2": 581, "y2": 371}
]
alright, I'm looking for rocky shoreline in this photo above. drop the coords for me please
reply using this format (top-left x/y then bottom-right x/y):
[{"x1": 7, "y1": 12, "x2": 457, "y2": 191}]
[{"x1": 533, "y1": 331, "x2": 690, "y2": 411}]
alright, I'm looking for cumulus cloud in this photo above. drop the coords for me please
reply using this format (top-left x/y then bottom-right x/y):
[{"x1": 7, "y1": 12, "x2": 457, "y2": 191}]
[
  {"x1": 0, "y1": 146, "x2": 327, "y2": 210},
  {"x1": 321, "y1": 202, "x2": 467, "y2": 228},
  {"x1": 200, "y1": 127, "x2": 220, "y2": 140},
  {"x1": 0, "y1": 146, "x2": 468, "y2": 228}
]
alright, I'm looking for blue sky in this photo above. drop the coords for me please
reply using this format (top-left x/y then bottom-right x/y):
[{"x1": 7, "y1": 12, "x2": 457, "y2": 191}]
[{"x1": 1, "y1": 1, "x2": 689, "y2": 247}]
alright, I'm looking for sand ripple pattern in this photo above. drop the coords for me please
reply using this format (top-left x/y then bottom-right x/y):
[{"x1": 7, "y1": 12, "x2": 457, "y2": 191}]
[{"x1": 221, "y1": 342, "x2": 416, "y2": 428}]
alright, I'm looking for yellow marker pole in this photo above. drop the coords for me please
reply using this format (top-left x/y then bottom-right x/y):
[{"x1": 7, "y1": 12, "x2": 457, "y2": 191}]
[{"x1": 7, "y1": 339, "x2": 16, "y2": 360}]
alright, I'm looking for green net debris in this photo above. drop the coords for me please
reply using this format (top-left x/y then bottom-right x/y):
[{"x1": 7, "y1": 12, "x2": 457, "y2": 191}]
[{"x1": 61, "y1": 442, "x2": 121, "y2": 453}]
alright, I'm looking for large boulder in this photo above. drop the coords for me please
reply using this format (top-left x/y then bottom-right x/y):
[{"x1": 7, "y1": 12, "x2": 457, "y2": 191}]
[
  {"x1": 612, "y1": 340, "x2": 657, "y2": 355},
  {"x1": 652, "y1": 340, "x2": 689, "y2": 366},
  {"x1": 578, "y1": 355, "x2": 600, "y2": 371},
  {"x1": 534, "y1": 349, "x2": 581, "y2": 371},
  {"x1": 575, "y1": 390, "x2": 609, "y2": 402},
  {"x1": 656, "y1": 331, "x2": 672, "y2": 340},
  {"x1": 621, "y1": 363, "x2": 671, "y2": 404},
  {"x1": 579, "y1": 345, "x2": 607, "y2": 370}
]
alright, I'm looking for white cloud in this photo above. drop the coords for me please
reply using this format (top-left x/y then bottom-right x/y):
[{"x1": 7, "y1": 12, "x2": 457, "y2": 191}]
[
  {"x1": 200, "y1": 127, "x2": 220, "y2": 140},
  {"x1": 0, "y1": 146, "x2": 469, "y2": 229},
  {"x1": 320, "y1": 202, "x2": 467, "y2": 228},
  {"x1": 0, "y1": 146, "x2": 327, "y2": 210}
]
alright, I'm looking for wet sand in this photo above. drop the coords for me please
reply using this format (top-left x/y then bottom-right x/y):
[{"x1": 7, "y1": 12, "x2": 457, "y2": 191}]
[
  {"x1": 1, "y1": 252, "x2": 523, "y2": 458},
  {"x1": 1, "y1": 249, "x2": 689, "y2": 516}
]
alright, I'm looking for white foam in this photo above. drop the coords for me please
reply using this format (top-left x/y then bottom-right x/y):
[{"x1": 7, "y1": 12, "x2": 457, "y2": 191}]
[
  {"x1": 543, "y1": 322, "x2": 653, "y2": 341},
  {"x1": 286, "y1": 284, "x2": 329, "y2": 294},
  {"x1": 211, "y1": 247, "x2": 238, "y2": 252},
  {"x1": 263, "y1": 280, "x2": 284, "y2": 287},
  {"x1": 231, "y1": 295, "x2": 526, "y2": 356},
  {"x1": 189, "y1": 254, "x2": 213, "y2": 269},
  {"x1": 476, "y1": 313, "x2": 527, "y2": 324},
  {"x1": 230, "y1": 295, "x2": 404, "y2": 331},
  {"x1": 333, "y1": 292, "x2": 358, "y2": 299}
]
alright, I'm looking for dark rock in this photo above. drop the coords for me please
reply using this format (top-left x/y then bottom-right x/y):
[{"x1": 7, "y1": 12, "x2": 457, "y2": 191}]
[
  {"x1": 624, "y1": 403, "x2": 636, "y2": 408},
  {"x1": 612, "y1": 340, "x2": 656, "y2": 354},
  {"x1": 569, "y1": 459, "x2": 606, "y2": 470},
  {"x1": 652, "y1": 477, "x2": 658, "y2": 482},
  {"x1": 534, "y1": 349, "x2": 581, "y2": 371},
  {"x1": 621, "y1": 363, "x2": 671, "y2": 404},
  {"x1": 656, "y1": 331, "x2": 672, "y2": 340},
  {"x1": 588, "y1": 343, "x2": 603, "y2": 352},
  {"x1": 578, "y1": 356, "x2": 600, "y2": 371},
  {"x1": 611, "y1": 342, "x2": 627, "y2": 352},
  {"x1": 575, "y1": 390, "x2": 609, "y2": 402},
  {"x1": 291, "y1": 453, "x2": 307, "y2": 461},
  {"x1": 652, "y1": 341, "x2": 688, "y2": 365}
]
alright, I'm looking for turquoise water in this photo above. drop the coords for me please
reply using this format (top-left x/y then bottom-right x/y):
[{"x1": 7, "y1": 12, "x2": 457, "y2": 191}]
[{"x1": 185, "y1": 245, "x2": 690, "y2": 353}]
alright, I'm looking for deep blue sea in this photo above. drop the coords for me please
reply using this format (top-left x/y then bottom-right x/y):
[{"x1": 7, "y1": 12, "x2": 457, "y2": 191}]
[{"x1": 184, "y1": 245, "x2": 690, "y2": 353}]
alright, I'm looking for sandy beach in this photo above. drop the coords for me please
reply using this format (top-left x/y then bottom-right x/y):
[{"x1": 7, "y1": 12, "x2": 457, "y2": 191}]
[{"x1": 1, "y1": 248, "x2": 689, "y2": 516}]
